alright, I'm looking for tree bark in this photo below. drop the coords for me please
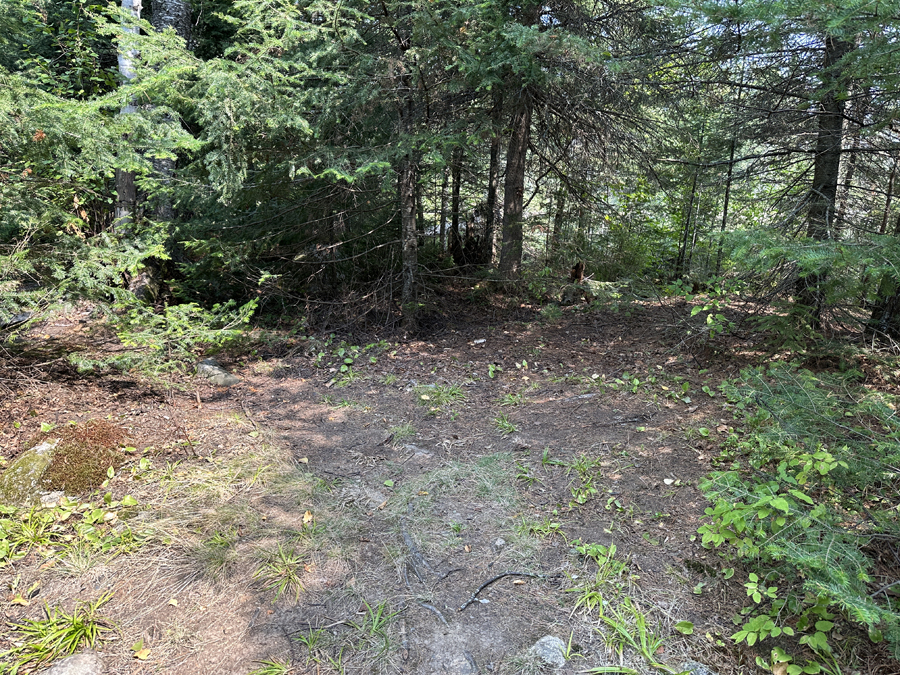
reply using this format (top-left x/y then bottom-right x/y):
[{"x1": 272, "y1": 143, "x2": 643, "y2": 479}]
[
  {"x1": 715, "y1": 138, "x2": 736, "y2": 277},
  {"x1": 868, "y1": 215, "x2": 900, "y2": 339},
  {"x1": 149, "y1": 0, "x2": 192, "y2": 225},
  {"x1": 796, "y1": 35, "x2": 853, "y2": 323},
  {"x1": 438, "y1": 168, "x2": 448, "y2": 251},
  {"x1": 416, "y1": 169, "x2": 425, "y2": 245},
  {"x1": 450, "y1": 147, "x2": 463, "y2": 265},
  {"x1": 114, "y1": 0, "x2": 142, "y2": 234},
  {"x1": 400, "y1": 155, "x2": 418, "y2": 330},
  {"x1": 675, "y1": 166, "x2": 700, "y2": 279},
  {"x1": 484, "y1": 91, "x2": 503, "y2": 266},
  {"x1": 150, "y1": 0, "x2": 192, "y2": 47},
  {"x1": 499, "y1": 90, "x2": 532, "y2": 277}
]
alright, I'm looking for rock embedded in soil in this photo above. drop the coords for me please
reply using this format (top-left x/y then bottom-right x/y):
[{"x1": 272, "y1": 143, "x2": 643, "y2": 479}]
[
  {"x1": 0, "y1": 438, "x2": 59, "y2": 506},
  {"x1": 530, "y1": 635, "x2": 566, "y2": 668},
  {"x1": 196, "y1": 358, "x2": 241, "y2": 387},
  {"x1": 680, "y1": 660, "x2": 718, "y2": 675},
  {"x1": 36, "y1": 651, "x2": 103, "y2": 675}
]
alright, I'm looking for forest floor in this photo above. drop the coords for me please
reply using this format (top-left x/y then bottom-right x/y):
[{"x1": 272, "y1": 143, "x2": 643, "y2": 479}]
[{"x1": 0, "y1": 289, "x2": 887, "y2": 675}]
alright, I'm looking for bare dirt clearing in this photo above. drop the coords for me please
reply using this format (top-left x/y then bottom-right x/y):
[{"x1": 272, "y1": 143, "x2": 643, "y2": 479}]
[{"x1": 0, "y1": 300, "x2": 800, "y2": 674}]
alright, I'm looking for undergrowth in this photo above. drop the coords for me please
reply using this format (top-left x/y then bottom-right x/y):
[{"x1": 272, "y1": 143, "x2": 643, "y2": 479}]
[{"x1": 699, "y1": 361, "x2": 900, "y2": 669}]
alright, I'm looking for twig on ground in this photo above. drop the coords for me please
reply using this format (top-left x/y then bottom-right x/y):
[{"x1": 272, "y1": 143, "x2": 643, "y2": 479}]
[
  {"x1": 241, "y1": 398, "x2": 259, "y2": 429},
  {"x1": 458, "y1": 571, "x2": 545, "y2": 612},
  {"x1": 418, "y1": 602, "x2": 448, "y2": 625}
]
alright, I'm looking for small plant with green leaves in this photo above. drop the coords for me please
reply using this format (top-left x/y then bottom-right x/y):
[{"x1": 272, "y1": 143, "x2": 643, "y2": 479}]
[
  {"x1": 194, "y1": 529, "x2": 239, "y2": 581},
  {"x1": 351, "y1": 600, "x2": 398, "y2": 657},
  {"x1": 515, "y1": 462, "x2": 537, "y2": 486},
  {"x1": 596, "y1": 598, "x2": 676, "y2": 672},
  {"x1": 541, "y1": 447, "x2": 565, "y2": 467},
  {"x1": 0, "y1": 592, "x2": 116, "y2": 673},
  {"x1": 414, "y1": 384, "x2": 466, "y2": 412},
  {"x1": 249, "y1": 657, "x2": 294, "y2": 675},
  {"x1": 540, "y1": 303, "x2": 563, "y2": 322},
  {"x1": 0, "y1": 494, "x2": 144, "y2": 567},
  {"x1": 498, "y1": 391, "x2": 525, "y2": 406},
  {"x1": 254, "y1": 543, "x2": 307, "y2": 602},
  {"x1": 488, "y1": 363, "x2": 503, "y2": 379},
  {"x1": 565, "y1": 454, "x2": 603, "y2": 506},
  {"x1": 517, "y1": 517, "x2": 565, "y2": 541},
  {"x1": 565, "y1": 541, "x2": 631, "y2": 617},
  {"x1": 381, "y1": 373, "x2": 398, "y2": 386},
  {"x1": 389, "y1": 422, "x2": 415, "y2": 442},
  {"x1": 494, "y1": 413, "x2": 517, "y2": 435}
]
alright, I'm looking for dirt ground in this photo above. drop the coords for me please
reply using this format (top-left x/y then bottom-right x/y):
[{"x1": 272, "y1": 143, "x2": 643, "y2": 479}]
[{"x1": 0, "y1": 295, "x2": 886, "y2": 674}]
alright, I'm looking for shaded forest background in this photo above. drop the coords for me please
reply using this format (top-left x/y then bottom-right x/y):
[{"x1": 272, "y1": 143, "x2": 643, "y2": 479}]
[
  {"x1": 3, "y1": 0, "x2": 900, "y2": 339},
  {"x1": 3, "y1": 1, "x2": 900, "y2": 672}
]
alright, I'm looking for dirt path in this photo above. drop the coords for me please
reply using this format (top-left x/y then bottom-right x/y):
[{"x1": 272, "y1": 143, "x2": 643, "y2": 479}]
[{"x1": 1, "y1": 302, "x2": 751, "y2": 674}]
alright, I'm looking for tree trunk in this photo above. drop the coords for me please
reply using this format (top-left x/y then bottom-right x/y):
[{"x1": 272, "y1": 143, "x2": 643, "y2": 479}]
[
  {"x1": 438, "y1": 168, "x2": 448, "y2": 251},
  {"x1": 868, "y1": 215, "x2": 900, "y2": 339},
  {"x1": 551, "y1": 184, "x2": 566, "y2": 254},
  {"x1": 499, "y1": 90, "x2": 532, "y2": 277},
  {"x1": 450, "y1": 147, "x2": 463, "y2": 265},
  {"x1": 715, "y1": 138, "x2": 736, "y2": 277},
  {"x1": 880, "y1": 156, "x2": 898, "y2": 235},
  {"x1": 675, "y1": 166, "x2": 700, "y2": 279},
  {"x1": 796, "y1": 35, "x2": 853, "y2": 323},
  {"x1": 835, "y1": 87, "x2": 868, "y2": 234},
  {"x1": 416, "y1": 169, "x2": 425, "y2": 245},
  {"x1": 484, "y1": 91, "x2": 503, "y2": 266},
  {"x1": 114, "y1": 0, "x2": 142, "y2": 234},
  {"x1": 149, "y1": 0, "x2": 192, "y2": 225},
  {"x1": 150, "y1": 0, "x2": 192, "y2": 46},
  {"x1": 400, "y1": 155, "x2": 418, "y2": 330}
]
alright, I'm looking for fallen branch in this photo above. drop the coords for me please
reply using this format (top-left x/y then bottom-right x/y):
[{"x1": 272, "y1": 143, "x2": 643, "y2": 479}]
[{"x1": 458, "y1": 571, "x2": 544, "y2": 612}]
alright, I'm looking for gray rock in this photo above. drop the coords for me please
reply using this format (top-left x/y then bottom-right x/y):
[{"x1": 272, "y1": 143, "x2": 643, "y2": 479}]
[
  {"x1": 0, "y1": 312, "x2": 33, "y2": 330},
  {"x1": 196, "y1": 358, "x2": 241, "y2": 387},
  {"x1": 493, "y1": 537, "x2": 506, "y2": 550},
  {"x1": 37, "y1": 651, "x2": 103, "y2": 675},
  {"x1": 530, "y1": 635, "x2": 566, "y2": 668},
  {"x1": 0, "y1": 439, "x2": 59, "y2": 506},
  {"x1": 680, "y1": 660, "x2": 718, "y2": 675}
]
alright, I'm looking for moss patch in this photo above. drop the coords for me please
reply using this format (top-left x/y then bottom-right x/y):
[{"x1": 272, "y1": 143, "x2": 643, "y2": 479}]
[{"x1": 39, "y1": 420, "x2": 130, "y2": 494}]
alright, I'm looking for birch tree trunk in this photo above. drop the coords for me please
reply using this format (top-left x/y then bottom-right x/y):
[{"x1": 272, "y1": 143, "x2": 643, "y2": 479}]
[{"x1": 114, "y1": 0, "x2": 141, "y2": 233}]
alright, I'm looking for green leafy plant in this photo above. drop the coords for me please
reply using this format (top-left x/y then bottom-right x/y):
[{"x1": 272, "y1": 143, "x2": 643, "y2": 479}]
[
  {"x1": 0, "y1": 592, "x2": 116, "y2": 673},
  {"x1": 498, "y1": 391, "x2": 525, "y2": 406},
  {"x1": 414, "y1": 384, "x2": 465, "y2": 410},
  {"x1": 596, "y1": 597, "x2": 676, "y2": 673},
  {"x1": 389, "y1": 422, "x2": 415, "y2": 442},
  {"x1": 565, "y1": 541, "x2": 629, "y2": 617},
  {"x1": 249, "y1": 657, "x2": 294, "y2": 675},
  {"x1": 699, "y1": 362, "x2": 900, "y2": 659},
  {"x1": 351, "y1": 600, "x2": 398, "y2": 657},
  {"x1": 254, "y1": 543, "x2": 306, "y2": 602},
  {"x1": 493, "y1": 413, "x2": 517, "y2": 435}
]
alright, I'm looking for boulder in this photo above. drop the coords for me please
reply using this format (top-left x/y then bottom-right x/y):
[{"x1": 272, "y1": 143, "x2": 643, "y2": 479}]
[
  {"x1": 37, "y1": 650, "x2": 103, "y2": 675},
  {"x1": 0, "y1": 439, "x2": 59, "y2": 506},
  {"x1": 196, "y1": 358, "x2": 241, "y2": 387}
]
